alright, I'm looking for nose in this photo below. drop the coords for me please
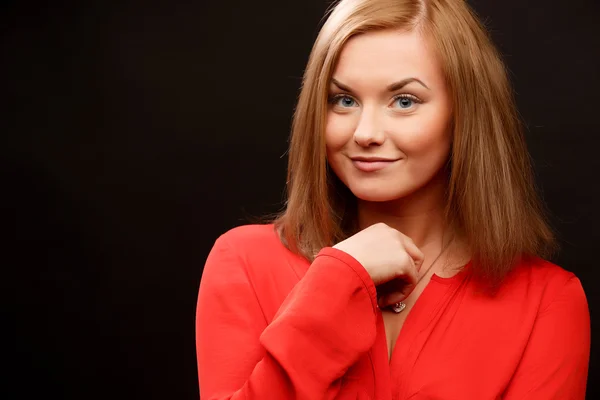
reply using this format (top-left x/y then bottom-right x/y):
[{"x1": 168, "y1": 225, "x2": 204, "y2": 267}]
[{"x1": 353, "y1": 107, "x2": 385, "y2": 147}]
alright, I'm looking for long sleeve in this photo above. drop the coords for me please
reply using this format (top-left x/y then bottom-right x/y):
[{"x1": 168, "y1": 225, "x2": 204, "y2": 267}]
[
  {"x1": 195, "y1": 234, "x2": 379, "y2": 400},
  {"x1": 502, "y1": 276, "x2": 591, "y2": 400}
]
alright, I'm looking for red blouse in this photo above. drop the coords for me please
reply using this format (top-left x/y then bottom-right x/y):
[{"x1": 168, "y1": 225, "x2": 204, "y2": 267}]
[{"x1": 196, "y1": 224, "x2": 590, "y2": 399}]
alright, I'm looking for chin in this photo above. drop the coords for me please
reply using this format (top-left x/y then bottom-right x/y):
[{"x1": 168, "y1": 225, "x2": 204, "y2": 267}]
[
  {"x1": 354, "y1": 193, "x2": 395, "y2": 202},
  {"x1": 347, "y1": 182, "x2": 411, "y2": 203}
]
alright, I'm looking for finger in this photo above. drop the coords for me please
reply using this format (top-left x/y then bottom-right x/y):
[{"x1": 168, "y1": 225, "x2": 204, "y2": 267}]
[
  {"x1": 401, "y1": 237, "x2": 425, "y2": 271},
  {"x1": 378, "y1": 274, "x2": 416, "y2": 308},
  {"x1": 396, "y1": 251, "x2": 419, "y2": 285},
  {"x1": 379, "y1": 293, "x2": 400, "y2": 309},
  {"x1": 378, "y1": 295, "x2": 390, "y2": 309},
  {"x1": 407, "y1": 259, "x2": 419, "y2": 285},
  {"x1": 379, "y1": 281, "x2": 416, "y2": 307}
]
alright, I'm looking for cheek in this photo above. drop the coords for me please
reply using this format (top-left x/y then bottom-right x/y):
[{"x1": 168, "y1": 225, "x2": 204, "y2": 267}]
[
  {"x1": 325, "y1": 112, "x2": 356, "y2": 152},
  {"x1": 392, "y1": 109, "x2": 452, "y2": 156}
]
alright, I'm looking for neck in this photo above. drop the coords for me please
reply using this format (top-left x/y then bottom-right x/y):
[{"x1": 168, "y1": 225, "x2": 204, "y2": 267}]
[
  {"x1": 355, "y1": 171, "x2": 471, "y2": 276},
  {"x1": 357, "y1": 172, "x2": 449, "y2": 250}
]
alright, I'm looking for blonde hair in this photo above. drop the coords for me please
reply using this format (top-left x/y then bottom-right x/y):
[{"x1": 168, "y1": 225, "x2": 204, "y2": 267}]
[{"x1": 273, "y1": 0, "x2": 557, "y2": 284}]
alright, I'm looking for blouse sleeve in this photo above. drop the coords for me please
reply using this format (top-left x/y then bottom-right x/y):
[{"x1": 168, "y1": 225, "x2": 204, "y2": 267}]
[
  {"x1": 502, "y1": 276, "x2": 591, "y2": 399},
  {"x1": 195, "y1": 234, "x2": 379, "y2": 400}
]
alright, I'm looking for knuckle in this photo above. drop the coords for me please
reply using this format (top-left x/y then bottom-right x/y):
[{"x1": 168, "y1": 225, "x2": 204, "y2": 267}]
[
  {"x1": 375, "y1": 222, "x2": 386, "y2": 229},
  {"x1": 398, "y1": 251, "x2": 411, "y2": 265}
]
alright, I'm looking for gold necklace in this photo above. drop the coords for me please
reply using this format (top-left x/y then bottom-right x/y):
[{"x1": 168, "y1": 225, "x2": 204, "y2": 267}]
[{"x1": 391, "y1": 234, "x2": 454, "y2": 313}]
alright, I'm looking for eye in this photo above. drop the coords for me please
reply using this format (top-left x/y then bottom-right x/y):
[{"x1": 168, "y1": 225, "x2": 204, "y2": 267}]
[
  {"x1": 392, "y1": 94, "x2": 422, "y2": 110},
  {"x1": 329, "y1": 94, "x2": 358, "y2": 108}
]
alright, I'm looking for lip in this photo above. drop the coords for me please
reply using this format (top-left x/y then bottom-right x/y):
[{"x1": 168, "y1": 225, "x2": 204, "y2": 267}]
[{"x1": 350, "y1": 157, "x2": 401, "y2": 172}]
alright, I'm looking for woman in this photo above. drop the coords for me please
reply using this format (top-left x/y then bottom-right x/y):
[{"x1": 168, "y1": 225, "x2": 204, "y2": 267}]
[{"x1": 196, "y1": 0, "x2": 590, "y2": 398}]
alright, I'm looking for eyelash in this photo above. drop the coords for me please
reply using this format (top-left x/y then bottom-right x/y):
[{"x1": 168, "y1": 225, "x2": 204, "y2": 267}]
[{"x1": 327, "y1": 93, "x2": 423, "y2": 107}]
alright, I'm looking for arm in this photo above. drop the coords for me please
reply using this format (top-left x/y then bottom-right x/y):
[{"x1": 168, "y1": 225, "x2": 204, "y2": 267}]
[
  {"x1": 503, "y1": 276, "x2": 591, "y2": 400},
  {"x1": 195, "y1": 234, "x2": 379, "y2": 400}
]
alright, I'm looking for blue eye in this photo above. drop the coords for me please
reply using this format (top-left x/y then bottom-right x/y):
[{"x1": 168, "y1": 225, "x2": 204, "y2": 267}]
[
  {"x1": 393, "y1": 95, "x2": 420, "y2": 109},
  {"x1": 329, "y1": 95, "x2": 357, "y2": 108}
]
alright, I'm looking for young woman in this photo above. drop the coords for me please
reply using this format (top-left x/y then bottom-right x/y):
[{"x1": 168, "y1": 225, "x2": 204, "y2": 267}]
[{"x1": 196, "y1": 0, "x2": 590, "y2": 398}]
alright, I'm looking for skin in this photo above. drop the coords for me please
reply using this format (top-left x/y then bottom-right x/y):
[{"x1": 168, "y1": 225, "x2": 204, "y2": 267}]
[
  {"x1": 326, "y1": 27, "x2": 458, "y2": 260},
  {"x1": 325, "y1": 28, "x2": 469, "y2": 360}
]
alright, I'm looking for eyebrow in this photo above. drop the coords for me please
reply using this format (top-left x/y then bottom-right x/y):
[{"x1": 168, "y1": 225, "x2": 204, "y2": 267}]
[{"x1": 330, "y1": 77, "x2": 430, "y2": 92}]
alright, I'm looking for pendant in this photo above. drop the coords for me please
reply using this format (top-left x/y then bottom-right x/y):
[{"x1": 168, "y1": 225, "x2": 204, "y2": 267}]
[{"x1": 391, "y1": 301, "x2": 406, "y2": 313}]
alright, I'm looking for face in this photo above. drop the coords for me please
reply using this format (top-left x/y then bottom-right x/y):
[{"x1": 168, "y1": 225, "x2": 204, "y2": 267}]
[{"x1": 325, "y1": 29, "x2": 452, "y2": 203}]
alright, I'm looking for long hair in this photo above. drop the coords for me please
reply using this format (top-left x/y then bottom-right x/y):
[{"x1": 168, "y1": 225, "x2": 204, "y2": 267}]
[{"x1": 273, "y1": 0, "x2": 557, "y2": 284}]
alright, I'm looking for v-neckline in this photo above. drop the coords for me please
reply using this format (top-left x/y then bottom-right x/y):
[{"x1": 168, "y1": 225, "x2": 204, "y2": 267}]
[
  {"x1": 384, "y1": 277, "x2": 439, "y2": 365},
  {"x1": 379, "y1": 262, "x2": 472, "y2": 396}
]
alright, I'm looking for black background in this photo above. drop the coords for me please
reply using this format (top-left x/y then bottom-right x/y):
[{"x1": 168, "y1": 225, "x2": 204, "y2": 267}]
[{"x1": 3, "y1": 0, "x2": 599, "y2": 398}]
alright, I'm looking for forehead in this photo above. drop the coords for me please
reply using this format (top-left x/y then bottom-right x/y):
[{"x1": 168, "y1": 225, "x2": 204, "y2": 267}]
[{"x1": 332, "y1": 29, "x2": 443, "y2": 89}]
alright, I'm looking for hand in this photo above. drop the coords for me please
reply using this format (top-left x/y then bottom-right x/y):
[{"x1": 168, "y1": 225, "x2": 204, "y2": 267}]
[{"x1": 333, "y1": 223, "x2": 424, "y2": 308}]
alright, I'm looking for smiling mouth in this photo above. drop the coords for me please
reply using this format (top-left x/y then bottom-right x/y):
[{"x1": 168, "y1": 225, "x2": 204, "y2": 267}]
[{"x1": 350, "y1": 158, "x2": 401, "y2": 172}]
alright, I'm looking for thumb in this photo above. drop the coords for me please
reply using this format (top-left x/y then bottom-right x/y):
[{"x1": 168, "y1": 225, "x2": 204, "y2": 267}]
[{"x1": 378, "y1": 292, "x2": 407, "y2": 308}]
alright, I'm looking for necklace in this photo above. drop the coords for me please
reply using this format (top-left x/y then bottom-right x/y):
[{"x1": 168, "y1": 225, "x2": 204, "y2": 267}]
[{"x1": 390, "y1": 234, "x2": 454, "y2": 313}]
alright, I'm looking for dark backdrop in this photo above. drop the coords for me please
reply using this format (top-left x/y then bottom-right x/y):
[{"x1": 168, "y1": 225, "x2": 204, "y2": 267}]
[{"x1": 3, "y1": 0, "x2": 599, "y2": 399}]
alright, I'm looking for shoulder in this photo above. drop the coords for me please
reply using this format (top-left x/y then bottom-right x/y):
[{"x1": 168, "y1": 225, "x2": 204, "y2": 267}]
[
  {"x1": 203, "y1": 223, "x2": 284, "y2": 278},
  {"x1": 514, "y1": 256, "x2": 573, "y2": 283},
  {"x1": 505, "y1": 256, "x2": 587, "y2": 310},
  {"x1": 205, "y1": 224, "x2": 309, "y2": 319},
  {"x1": 506, "y1": 257, "x2": 590, "y2": 354},
  {"x1": 207, "y1": 223, "x2": 305, "y2": 278},
  {"x1": 215, "y1": 223, "x2": 283, "y2": 255}
]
